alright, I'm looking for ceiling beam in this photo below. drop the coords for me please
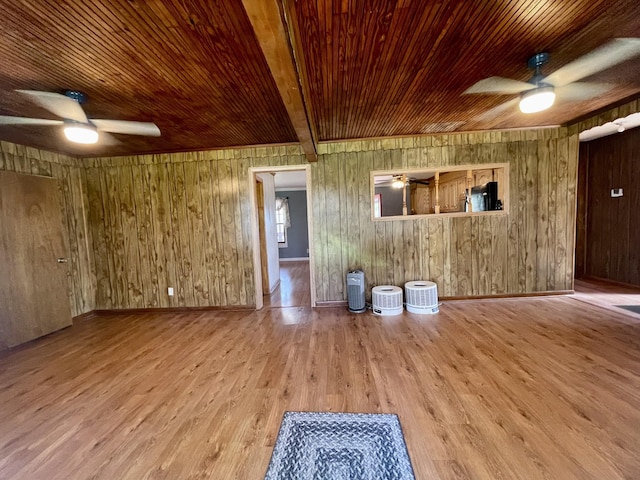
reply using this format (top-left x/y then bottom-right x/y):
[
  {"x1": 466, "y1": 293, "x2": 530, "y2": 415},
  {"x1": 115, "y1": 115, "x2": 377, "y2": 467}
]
[{"x1": 242, "y1": 0, "x2": 317, "y2": 162}]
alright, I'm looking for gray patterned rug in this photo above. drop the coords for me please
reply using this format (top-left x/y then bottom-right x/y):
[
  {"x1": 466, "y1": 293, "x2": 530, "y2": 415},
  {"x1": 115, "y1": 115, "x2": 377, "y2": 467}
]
[
  {"x1": 264, "y1": 411, "x2": 415, "y2": 480},
  {"x1": 616, "y1": 305, "x2": 640, "y2": 314}
]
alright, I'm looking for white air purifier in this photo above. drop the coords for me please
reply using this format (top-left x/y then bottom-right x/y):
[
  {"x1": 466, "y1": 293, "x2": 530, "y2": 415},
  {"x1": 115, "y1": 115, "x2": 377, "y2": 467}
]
[
  {"x1": 372, "y1": 285, "x2": 403, "y2": 316},
  {"x1": 404, "y1": 281, "x2": 439, "y2": 314}
]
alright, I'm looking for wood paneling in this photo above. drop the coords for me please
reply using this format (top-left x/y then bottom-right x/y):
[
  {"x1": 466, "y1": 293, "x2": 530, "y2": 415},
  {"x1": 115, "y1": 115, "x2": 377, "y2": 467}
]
[
  {"x1": 0, "y1": 0, "x2": 296, "y2": 156},
  {"x1": 581, "y1": 127, "x2": 640, "y2": 286},
  {"x1": 316, "y1": 130, "x2": 577, "y2": 299},
  {"x1": 0, "y1": 142, "x2": 95, "y2": 317},
  {"x1": 0, "y1": 171, "x2": 72, "y2": 349},
  {"x1": 85, "y1": 128, "x2": 577, "y2": 308},
  {"x1": 85, "y1": 147, "x2": 307, "y2": 309},
  {"x1": 291, "y1": 0, "x2": 640, "y2": 141},
  {"x1": 1, "y1": 297, "x2": 640, "y2": 478}
]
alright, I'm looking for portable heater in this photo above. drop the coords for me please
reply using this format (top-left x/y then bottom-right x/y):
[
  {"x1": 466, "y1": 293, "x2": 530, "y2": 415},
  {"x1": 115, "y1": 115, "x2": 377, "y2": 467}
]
[{"x1": 346, "y1": 270, "x2": 366, "y2": 313}]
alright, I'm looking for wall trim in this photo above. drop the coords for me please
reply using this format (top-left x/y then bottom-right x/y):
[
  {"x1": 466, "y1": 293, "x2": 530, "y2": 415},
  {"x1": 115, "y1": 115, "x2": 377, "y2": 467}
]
[
  {"x1": 316, "y1": 290, "x2": 574, "y2": 308},
  {"x1": 315, "y1": 300, "x2": 348, "y2": 308},
  {"x1": 441, "y1": 290, "x2": 574, "y2": 301},
  {"x1": 580, "y1": 275, "x2": 640, "y2": 290},
  {"x1": 279, "y1": 257, "x2": 310, "y2": 262},
  {"x1": 249, "y1": 164, "x2": 316, "y2": 309},
  {"x1": 92, "y1": 306, "x2": 255, "y2": 315},
  {"x1": 276, "y1": 187, "x2": 307, "y2": 192},
  {"x1": 72, "y1": 311, "x2": 98, "y2": 323}
]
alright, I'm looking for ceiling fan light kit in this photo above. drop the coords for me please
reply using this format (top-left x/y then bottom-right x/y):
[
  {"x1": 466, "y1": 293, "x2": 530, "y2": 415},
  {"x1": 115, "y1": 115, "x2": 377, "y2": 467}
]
[
  {"x1": 63, "y1": 123, "x2": 99, "y2": 144},
  {"x1": 0, "y1": 89, "x2": 160, "y2": 146},
  {"x1": 519, "y1": 85, "x2": 556, "y2": 113},
  {"x1": 463, "y1": 38, "x2": 640, "y2": 120},
  {"x1": 392, "y1": 175, "x2": 406, "y2": 189}
]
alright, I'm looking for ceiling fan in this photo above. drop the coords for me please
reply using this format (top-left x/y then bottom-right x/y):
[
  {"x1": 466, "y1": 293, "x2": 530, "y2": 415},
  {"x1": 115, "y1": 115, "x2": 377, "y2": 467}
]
[
  {"x1": 376, "y1": 174, "x2": 431, "y2": 188},
  {"x1": 0, "y1": 90, "x2": 160, "y2": 145},
  {"x1": 463, "y1": 38, "x2": 640, "y2": 119}
]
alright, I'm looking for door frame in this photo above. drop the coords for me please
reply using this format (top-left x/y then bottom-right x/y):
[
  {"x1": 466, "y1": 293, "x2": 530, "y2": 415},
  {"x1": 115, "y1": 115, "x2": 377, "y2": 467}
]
[{"x1": 248, "y1": 164, "x2": 315, "y2": 309}]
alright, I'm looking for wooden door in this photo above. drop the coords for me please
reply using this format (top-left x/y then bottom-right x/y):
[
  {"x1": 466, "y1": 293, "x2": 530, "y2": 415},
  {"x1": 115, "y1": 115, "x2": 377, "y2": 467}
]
[{"x1": 0, "y1": 171, "x2": 72, "y2": 350}]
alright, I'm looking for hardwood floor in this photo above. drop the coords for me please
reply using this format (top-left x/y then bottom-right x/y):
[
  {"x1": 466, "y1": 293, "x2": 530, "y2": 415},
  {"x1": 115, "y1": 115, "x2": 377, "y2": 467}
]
[
  {"x1": 264, "y1": 260, "x2": 310, "y2": 307},
  {"x1": 574, "y1": 277, "x2": 640, "y2": 319},
  {"x1": 1, "y1": 296, "x2": 640, "y2": 479}
]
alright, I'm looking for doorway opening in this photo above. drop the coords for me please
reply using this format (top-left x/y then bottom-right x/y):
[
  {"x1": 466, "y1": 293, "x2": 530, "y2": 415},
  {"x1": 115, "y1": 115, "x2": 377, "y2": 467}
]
[
  {"x1": 574, "y1": 121, "x2": 640, "y2": 316},
  {"x1": 249, "y1": 165, "x2": 315, "y2": 309}
]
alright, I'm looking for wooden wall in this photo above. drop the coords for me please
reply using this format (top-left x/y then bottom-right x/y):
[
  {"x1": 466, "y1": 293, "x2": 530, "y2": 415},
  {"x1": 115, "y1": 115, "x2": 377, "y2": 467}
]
[
  {"x1": 578, "y1": 127, "x2": 640, "y2": 286},
  {"x1": 314, "y1": 130, "x2": 578, "y2": 300},
  {"x1": 84, "y1": 148, "x2": 306, "y2": 309},
  {"x1": 0, "y1": 142, "x2": 95, "y2": 317},
  {"x1": 3, "y1": 98, "x2": 638, "y2": 312},
  {"x1": 85, "y1": 128, "x2": 578, "y2": 308}
]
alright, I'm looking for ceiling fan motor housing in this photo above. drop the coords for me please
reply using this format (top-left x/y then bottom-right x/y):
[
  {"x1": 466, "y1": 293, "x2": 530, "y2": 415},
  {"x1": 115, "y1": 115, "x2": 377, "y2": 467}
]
[
  {"x1": 64, "y1": 90, "x2": 88, "y2": 104},
  {"x1": 527, "y1": 52, "x2": 550, "y2": 71}
]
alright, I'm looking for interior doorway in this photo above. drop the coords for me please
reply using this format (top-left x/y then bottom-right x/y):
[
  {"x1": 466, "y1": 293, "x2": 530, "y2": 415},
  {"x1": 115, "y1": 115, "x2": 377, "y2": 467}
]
[{"x1": 249, "y1": 165, "x2": 315, "y2": 309}]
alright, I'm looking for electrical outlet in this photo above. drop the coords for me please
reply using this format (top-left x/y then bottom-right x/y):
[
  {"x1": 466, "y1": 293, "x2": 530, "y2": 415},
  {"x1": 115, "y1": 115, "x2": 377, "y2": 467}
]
[{"x1": 168, "y1": 287, "x2": 174, "y2": 296}]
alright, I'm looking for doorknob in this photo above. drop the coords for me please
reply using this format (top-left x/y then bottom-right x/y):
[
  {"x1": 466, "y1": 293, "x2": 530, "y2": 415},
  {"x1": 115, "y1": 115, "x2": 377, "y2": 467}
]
[{"x1": 57, "y1": 258, "x2": 68, "y2": 263}]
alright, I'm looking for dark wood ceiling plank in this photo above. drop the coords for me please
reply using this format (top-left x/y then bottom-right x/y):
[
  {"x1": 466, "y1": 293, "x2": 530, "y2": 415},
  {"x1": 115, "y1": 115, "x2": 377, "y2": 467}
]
[
  {"x1": 241, "y1": 0, "x2": 317, "y2": 162},
  {"x1": 0, "y1": 0, "x2": 298, "y2": 155},
  {"x1": 0, "y1": 0, "x2": 639, "y2": 155},
  {"x1": 291, "y1": 0, "x2": 640, "y2": 141}
]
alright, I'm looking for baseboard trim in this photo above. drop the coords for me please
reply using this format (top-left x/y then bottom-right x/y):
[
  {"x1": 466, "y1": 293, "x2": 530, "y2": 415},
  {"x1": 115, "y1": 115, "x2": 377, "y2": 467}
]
[
  {"x1": 268, "y1": 279, "x2": 281, "y2": 294},
  {"x1": 78, "y1": 291, "x2": 573, "y2": 317},
  {"x1": 315, "y1": 300, "x2": 348, "y2": 308},
  {"x1": 279, "y1": 257, "x2": 310, "y2": 262},
  {"x1": 315, "y1": 290, "x2": 573, "y2": 308},
  {"x1": 92, "y1": 305, "x2": 256, "y2": 316},
  {"x1": 72, "y1": 311, "x2": 99, "y2": 322},
  {"x1": 441, "y1": 290, "x2": 574, "y2": 301},
  {"x1": 580, "y1": 276, "x2": 640, "y2": 290}
]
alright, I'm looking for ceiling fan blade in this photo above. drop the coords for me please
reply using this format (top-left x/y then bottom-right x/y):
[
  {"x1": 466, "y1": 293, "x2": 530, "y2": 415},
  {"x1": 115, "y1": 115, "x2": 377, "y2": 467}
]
[
  {"x1": 556, "y1": 82, "x2": 612, "y2": 101},
  {"x1": 473, "y1": 98, "x2": 520, "y2": 122},
  {"x1": 0, "y1": 115, "x2": 63, "y2": 126},
  {"x1": 464, "y1": 76, "x2": 534, "y2": 95},
  {"x1": 16, "y1": 90, "x2": 88, "y2": 123},
  {"x1": 544, "y1": 38, "x2": 640, "y2": 87},
  {"x1": 98, "y1": 132, "x2": 121, "y2": 146},
  {"x1": 91, "y1": 119, "x2": 160, "y2": 136}
]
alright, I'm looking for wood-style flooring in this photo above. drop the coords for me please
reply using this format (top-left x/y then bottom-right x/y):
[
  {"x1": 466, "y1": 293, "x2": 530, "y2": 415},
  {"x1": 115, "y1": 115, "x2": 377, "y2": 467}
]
[
  {"x1": 574, "y1": 277, "x2": 640, "y2": 319},
  {"x1": 264, "y1": 260, "x2": 311, "y2": 308},
  {"x1": 1, "y1": 294, "x2": 640, "y2": 479}
]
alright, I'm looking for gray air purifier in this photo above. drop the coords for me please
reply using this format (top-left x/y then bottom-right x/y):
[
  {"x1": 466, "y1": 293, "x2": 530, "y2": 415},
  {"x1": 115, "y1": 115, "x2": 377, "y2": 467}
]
[{"x1": 346, "y1": 270, "x2": 366, "y2": 313}]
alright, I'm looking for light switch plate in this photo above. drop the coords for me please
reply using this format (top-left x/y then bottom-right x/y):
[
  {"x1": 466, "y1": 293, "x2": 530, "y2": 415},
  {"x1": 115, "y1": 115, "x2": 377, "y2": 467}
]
[{"x1": 611, "y1": 188, "x2": 623, "y2": 198}]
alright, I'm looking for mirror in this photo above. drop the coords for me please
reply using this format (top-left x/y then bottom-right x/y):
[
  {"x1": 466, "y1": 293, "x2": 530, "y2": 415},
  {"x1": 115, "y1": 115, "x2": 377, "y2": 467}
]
[{"x1": 372, "y1": 164, "x2": 508, "y2": 219}]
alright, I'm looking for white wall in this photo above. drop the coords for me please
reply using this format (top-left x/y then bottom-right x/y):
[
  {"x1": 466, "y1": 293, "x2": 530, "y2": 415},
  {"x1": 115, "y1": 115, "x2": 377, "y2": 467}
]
[{"x1": 257, "y1": 173, "x2": 280, "y2": 292}]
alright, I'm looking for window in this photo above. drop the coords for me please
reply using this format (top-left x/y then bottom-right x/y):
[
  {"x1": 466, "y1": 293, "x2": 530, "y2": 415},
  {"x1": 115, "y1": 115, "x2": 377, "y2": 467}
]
[
  {"x1": 275, "y1": 197, "x2": 290, "y2": 246},
  {"x1": 371, "y1": 163, "x2": 508, "y2": 220}
]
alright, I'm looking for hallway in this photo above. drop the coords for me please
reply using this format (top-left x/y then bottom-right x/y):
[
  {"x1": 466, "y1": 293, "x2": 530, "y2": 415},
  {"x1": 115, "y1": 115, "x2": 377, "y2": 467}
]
[{"x1": 264, "y1": 260, "x2": 311, "y2": 307}]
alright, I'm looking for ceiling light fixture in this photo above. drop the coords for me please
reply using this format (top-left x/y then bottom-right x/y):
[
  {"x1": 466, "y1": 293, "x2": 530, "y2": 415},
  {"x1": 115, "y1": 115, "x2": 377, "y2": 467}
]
[
  {"x1": 519, "y1": 85, "x2": 556, "y2": 114},
  {"x1": 392, "y1": 175, "x2": 406, "y2": 189},
  {"x1": 63, "y1": 123, "x2": 98, "y2": 144}
]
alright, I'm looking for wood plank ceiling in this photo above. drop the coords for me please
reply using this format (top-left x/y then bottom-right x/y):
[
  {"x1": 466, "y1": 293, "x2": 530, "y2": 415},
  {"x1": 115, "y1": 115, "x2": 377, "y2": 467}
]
[
  {"x1": 291, "y1": 0, "x2": 640, "y2": 140},
  {"x1": 0, "y1": 0, "x2": 298, "y2": 156},
  {"x1": 0, "y1": 0, "x2": 638, "y2": 157}
]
